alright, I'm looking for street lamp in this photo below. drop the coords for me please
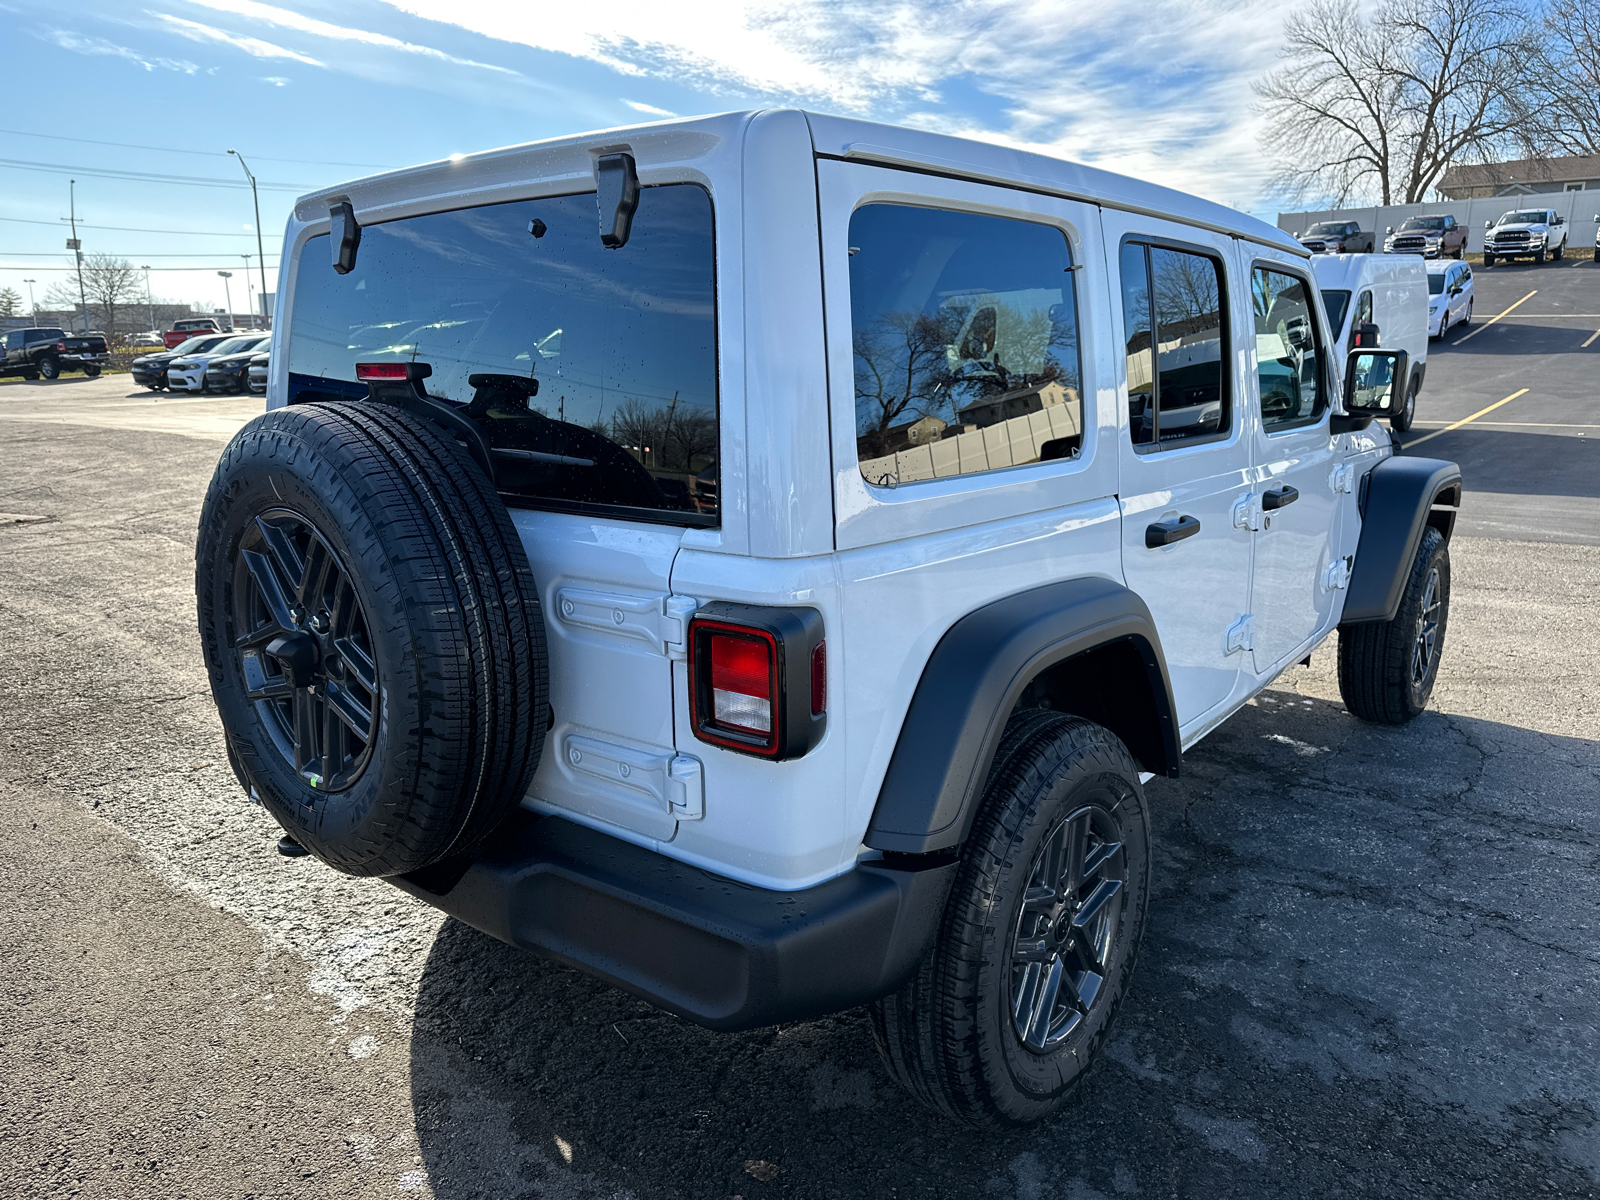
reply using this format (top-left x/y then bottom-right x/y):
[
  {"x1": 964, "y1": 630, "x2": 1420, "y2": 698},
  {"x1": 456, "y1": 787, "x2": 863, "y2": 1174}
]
[
  {"x1": 217, "y1": 271, "x2": 234, "y2": 330},
  {"x1": 242, "y1": 255, "x2": 255, "y2": 329},
  {"x1": 23, "y1": 279, "x2": 37, "y2": 319},
  {"x1": 228, "y1": 150, "x2": 270, "y2": 328},
  {"x1": 141, "y1": 265, "x2": 153, "y2": 334}
]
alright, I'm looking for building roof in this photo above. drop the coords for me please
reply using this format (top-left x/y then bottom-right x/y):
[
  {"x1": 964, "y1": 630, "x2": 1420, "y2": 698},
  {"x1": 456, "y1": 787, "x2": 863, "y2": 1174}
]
[{"x1": 1441, "y1": 155, "x2": 1600, "y2": 192}]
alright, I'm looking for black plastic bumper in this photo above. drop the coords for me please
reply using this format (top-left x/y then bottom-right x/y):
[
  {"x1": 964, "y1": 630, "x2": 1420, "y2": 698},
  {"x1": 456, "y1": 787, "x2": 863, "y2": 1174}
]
[{"x1": 389, "y1": 814, "x2": 958, "y2": 1031}]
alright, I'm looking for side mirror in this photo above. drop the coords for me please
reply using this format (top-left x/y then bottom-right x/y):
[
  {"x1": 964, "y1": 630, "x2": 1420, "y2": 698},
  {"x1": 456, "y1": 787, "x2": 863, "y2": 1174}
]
[
  {"x1": 1386, "y1": 225, "x2": 1394, "y2": 235},
  {"x1": 1351, "y1": 321, "x2": 1380, "y2": 349},
  {"x1": 330, "y1": 201, "x2": 361, "y2": 275},
  {"x1": 1344, "y1": 348, "x2": 1409, "y2": 416},
  {"x1": 1485, "y1": 220, "x2": 1493, "y2": 230}
]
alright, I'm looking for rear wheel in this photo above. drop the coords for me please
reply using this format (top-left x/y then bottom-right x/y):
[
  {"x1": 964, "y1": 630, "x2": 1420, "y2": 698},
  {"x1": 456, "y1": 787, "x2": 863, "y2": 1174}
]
[
  {"x1": 1338, "y1": 526, "x2": 1450, "y2": 725},
  {"x1": 1554, "y1": 240, "x2": 1564, "y2": 261},
  {"x1": 870, "y1": 712, "x2": 1150, "y2": 1127},
  {"x1": 37, "y1": 356, "x2": 59, "y2": 380},
  {"x1": 1390, "y1": 373, "x2": 1419, "y2": 432},
  {"x1": 1460, "y1": 299, "x2": 1473, "y2": 328},
  {"x1": 196, "y1": 401, "x2": 549, "y2": 876},
  {"x1": 83, "y1": 364, "x2": 101, "y2": 378}
]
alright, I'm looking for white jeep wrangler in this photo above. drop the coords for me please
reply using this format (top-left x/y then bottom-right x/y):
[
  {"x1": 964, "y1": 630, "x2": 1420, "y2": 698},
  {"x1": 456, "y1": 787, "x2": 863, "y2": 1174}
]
[{"x1": 196, "y1": 111, "x2": 1461, "y2": 1128}]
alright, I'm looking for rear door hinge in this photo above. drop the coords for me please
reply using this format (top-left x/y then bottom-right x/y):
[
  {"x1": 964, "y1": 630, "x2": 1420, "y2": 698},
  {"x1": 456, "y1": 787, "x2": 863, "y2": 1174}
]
[
  {"x1": 1331, "y1": 463, "x2": 1357, "y2": 494},
  {"x1": 1225, "y1": 614, "x2": 1256, "y2": 655},
  {"x1": 554, "y1": 588, "x2": 700, "y2": 660},
  {"x1": 1232, "y1": 493, "x2": 1264, "y2": 532},
  {"x1": 1322, "y1": 556, "x2": 1353, "y2": 592}
]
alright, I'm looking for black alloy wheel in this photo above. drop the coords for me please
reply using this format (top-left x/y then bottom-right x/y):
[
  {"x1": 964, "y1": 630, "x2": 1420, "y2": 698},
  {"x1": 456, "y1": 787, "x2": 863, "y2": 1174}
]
[
  {"x1": 1410, "y1": 562, "x2": 1444, "y2": 693},
  {"x1": 1010, "y1": 803, "x2": 1127, "y2": 1053},
  {"x1": 232, "y1": 510, "x2": 379, "y2": 792},
  {"x1": 1338, "y1": 524, "x2": 1451, "y2": 724}
]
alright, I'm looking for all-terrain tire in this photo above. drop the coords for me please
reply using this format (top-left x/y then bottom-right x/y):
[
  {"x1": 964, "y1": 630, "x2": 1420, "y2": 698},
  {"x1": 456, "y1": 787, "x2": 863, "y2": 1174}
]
[
  {"x1": 1484, "y1": 253, "x2": 1496, "y2": 267},
  {"x1": 37, "y1": 356, "x2": 59, "y2": 380},
  {"x1": 196, "y1": 401, "x2": 548, "y2": 876},
  {"x1": 1338, "y1": 525, "x2": 1450, "y2": 725},
  {"x1": 84, "y1": 364, "x2": 101, "y2": 377},
  {"x1": 869, "y1": 711, "x2": 1151, "y2": 1127}
]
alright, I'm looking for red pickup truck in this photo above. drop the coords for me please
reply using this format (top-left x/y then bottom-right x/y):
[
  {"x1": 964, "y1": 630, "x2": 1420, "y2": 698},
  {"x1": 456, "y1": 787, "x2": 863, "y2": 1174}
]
[{"x1": 164, "y1": 317, "x2": 229, "y2": 349}]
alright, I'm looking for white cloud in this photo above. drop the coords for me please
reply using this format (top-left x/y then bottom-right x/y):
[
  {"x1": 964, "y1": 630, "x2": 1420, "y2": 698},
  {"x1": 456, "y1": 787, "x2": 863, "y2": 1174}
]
[
  {"x1": 623, "y1": 100, "x2": 675, "y2": 116},
  {"x1": 154, "y1": 12, "x2": 325, "y2": 64},
  {"x1": 179, "y1": 0, "x2": 518, "y2": 74},
  {"x1": 377, "y1": 0, "x2": 1302, "y2": 205},
  {"x1": 46, "y1": 29, "x2": 199, "y2": 73}
]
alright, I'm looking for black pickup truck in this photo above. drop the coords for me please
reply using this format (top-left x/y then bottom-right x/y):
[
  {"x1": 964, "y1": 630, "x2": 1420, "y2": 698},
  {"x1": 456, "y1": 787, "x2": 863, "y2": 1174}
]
[{"x1": 0, "y1": 327, "x2": 111, "y2": 380}]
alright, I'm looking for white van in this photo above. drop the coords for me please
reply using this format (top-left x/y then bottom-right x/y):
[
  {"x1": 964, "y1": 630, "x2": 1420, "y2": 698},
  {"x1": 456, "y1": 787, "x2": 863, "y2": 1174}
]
[{"x1": 1311, "y1": 254, "x2": 1429, "y2": 431}]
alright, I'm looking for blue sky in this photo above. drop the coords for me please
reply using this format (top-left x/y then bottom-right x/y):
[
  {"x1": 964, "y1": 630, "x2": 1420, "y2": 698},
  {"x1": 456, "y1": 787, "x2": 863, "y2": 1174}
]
[{"x1": 1, "y1": 0, "x2": 1299, "y2": 319}]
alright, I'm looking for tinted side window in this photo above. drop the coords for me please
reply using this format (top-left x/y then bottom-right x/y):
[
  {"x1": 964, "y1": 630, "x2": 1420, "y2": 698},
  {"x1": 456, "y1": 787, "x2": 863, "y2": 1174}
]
[
  {"x1": 288, "y1": 185, "x2": 719, "y2": 526},
  {"x1": 847, "y1": 204, "x2": 1083, "y2": 487},
  {"x1": 1252, "y1": 267, "x2": 1326, "y2": 430},
  {"x1": 1119, "y1": 242, "x2": 1228, "y2": 447},
  {"x1": 1355, "y1": 290, "x2": 1374, "y2": 326}
]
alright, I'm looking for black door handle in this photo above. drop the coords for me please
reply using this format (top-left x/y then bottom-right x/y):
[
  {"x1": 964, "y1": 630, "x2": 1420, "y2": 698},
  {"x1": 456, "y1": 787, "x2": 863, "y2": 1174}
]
[
  {"x1": 1145, "y1": 514, "x2": 1201, "y2": 548},
  {"x1": 1262, "y1": 485, "x2": 1300, "y2": 510}
]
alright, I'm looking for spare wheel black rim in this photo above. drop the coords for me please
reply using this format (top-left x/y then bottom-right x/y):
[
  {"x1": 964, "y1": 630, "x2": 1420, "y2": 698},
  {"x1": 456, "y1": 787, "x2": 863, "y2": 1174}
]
[
  {"x1": 1010, "y1": 802, "x2": 1127, "y2": 1053},
  {"x1": 231, "y1": 509, "x2": 379, "y2": 792}
]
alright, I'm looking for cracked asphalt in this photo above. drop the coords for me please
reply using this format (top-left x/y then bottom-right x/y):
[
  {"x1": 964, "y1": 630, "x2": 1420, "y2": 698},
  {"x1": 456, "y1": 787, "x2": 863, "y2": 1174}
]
[{"x1": 2, "y1": 259, "x2": 1598, "y2": 1200}]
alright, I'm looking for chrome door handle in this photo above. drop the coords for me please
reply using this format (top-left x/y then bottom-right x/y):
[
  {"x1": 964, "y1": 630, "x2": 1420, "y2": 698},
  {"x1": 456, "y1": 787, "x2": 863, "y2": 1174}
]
[{"x1": 1145, "y1": 515, "x2": 1201, "y2": 548}]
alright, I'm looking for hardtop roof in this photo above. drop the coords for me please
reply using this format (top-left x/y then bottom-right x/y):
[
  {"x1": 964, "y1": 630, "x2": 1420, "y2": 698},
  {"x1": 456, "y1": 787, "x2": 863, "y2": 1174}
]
[{"x1": 294, "y1": 109, "x2": 1303, "y2": 256}]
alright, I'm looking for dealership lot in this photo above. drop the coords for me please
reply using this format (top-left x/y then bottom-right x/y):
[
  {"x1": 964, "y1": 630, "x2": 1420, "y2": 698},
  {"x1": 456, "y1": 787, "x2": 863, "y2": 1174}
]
[{"x1": 1, "y1": 272, "x2": 1597, "y2": 1199}]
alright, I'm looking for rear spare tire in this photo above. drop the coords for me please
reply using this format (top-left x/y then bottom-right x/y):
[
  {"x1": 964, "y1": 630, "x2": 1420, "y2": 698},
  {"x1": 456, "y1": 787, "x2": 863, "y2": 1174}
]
[{"x1": 196, "y1": 401, "x2": 548, "y2": 876}]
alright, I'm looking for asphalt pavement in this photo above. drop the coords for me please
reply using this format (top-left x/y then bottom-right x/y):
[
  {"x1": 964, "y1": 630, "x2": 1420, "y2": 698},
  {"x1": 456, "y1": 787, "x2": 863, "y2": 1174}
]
[{"x1": 2, "y1": 298, "x2": 1598, "y2": 1200}]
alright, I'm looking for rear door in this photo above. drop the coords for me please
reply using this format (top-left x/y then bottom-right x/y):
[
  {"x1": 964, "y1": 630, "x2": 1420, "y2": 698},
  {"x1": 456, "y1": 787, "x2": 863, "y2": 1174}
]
[
  {"x1": 1244, "y1": 257, "x2": 1341, "y2": 675},
  {"x1": 1102, "y1": 214, "x2": 1254, "y2": 735},
  {"x1": 283, "y1": 182, "x2": 723, "y2": 843}
]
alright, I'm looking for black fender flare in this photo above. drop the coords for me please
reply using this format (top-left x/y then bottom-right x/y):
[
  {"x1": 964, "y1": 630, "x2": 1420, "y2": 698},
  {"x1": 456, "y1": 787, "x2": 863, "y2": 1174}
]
[
  {"x1": 1341, "y1": 455, "x2": 1461, "y2": 624},
  {"x1": 863, "y1": 576, "x2": 1179, "y2": 855}
]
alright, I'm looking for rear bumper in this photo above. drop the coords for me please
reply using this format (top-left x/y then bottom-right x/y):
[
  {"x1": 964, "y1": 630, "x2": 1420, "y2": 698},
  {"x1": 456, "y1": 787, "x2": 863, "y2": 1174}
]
[{"x1": 389, "y1": 813, "x2": 957, "y2": 1031}]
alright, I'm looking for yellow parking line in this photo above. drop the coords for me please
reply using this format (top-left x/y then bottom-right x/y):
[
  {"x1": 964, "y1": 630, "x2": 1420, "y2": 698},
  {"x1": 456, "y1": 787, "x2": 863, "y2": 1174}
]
[
  {"x1": 1452, "y1": 290, "x2": 1537, "y2": 345},
  {"x1": 1405, "y1": 389, "x2": 1529, "y2": 448},
  {"x1": 1583, "y1": 327, "x2": 1600, "y2": 348}
]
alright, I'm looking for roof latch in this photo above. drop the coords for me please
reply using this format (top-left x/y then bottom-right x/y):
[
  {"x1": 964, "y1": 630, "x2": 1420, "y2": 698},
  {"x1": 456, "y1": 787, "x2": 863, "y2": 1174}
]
[
  {"x1": 595, "y1": 153, "x2": 639, "y2": 249},
  {"x1": 330, "y1": 200, "x2": 361, "y2": 274}
]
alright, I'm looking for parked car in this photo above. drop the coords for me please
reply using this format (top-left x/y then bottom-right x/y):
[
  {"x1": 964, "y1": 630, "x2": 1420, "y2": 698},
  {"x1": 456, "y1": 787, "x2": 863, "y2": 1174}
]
[
  {"x1": 167, "y1": 334, "x2": 269, "y2": 392},
  {"x1": 1311, "y1": 253, "x2": 1429, "y2": 430},
  {"x1": 1425, "y1": 260, "x2": 1474, "y2": 340},
  {"x1": 195, "y1": 110, "x2": 1461, "y2": 1129},
  {"x1": 246, "y1": 349, "x2": 270, "y2": 394},
  {"x1": 164, "y1": 316, "x2": 230, "y2": 349},
  {"x1": 1295, "y1": 220, "x2": 1374, "y2": 254},
  {"x1": 0, "y1": 327, "x2": 110, "y2": 380},
  {"x1": 130, "y1": 333, "x2": 242, "y2": 390},
  {"x1": 1483, "y1": 208, "x2": 1568, "y2": 265},
  {"x1": 1383, "y1": 215, "x2": 1467, "y2": 259},
  {"x1": 204, "y1": 337, "x2": 271, "y2": 393}
]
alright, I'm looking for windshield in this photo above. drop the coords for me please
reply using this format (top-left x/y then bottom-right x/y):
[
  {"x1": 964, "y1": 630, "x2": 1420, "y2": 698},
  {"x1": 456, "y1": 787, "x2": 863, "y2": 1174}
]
[
  {"x1": 288, "y1": 184, "x2": 719, "y2": 527},
  {"x1": 1320, "y1": 289, "x2": 1351, "y2": 333},
  {"x1": 1400, "y1": 217, "x2": 1447, "y2": 231},
  {"x1": 1428, "y1": 274, "x2": 1448, "y2": 295},
  {"x1": 209, "y1": 336, "x2": 261, "y2": 355},
  {"x1": 1305, "y1": 223, "x2": 1348, "y2": 236},
  {"x1": 1499, "y1": 211, "x2": 1548, "y2": 225}
]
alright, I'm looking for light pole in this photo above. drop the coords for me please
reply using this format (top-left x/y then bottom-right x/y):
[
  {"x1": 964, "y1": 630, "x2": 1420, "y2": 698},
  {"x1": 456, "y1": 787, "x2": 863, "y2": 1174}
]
[
  {"x1": 142, "y1": 265, "x2": 154, "y2": 333},
  {"x1": 68, "y1": 180, "x2": 90, "y2": 333},
  {"x1": 228, "y1": 150, "x2": 270, "y2": 328},
  {"x1": 23, "y1": 279, "x2": 37, "y2": 319},
  {"x1": 242, "y1": 255, "x2": 255, "y2": 328},
  {"x1": 217, "y1": 271, "x2": 234, "y2": 330}
]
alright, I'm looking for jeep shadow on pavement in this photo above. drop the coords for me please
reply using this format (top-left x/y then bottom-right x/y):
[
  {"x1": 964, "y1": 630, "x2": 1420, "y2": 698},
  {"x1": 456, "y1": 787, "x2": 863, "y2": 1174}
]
[{"x1": 196, "y1": 111, "x2": 1462, "y2": 1128}]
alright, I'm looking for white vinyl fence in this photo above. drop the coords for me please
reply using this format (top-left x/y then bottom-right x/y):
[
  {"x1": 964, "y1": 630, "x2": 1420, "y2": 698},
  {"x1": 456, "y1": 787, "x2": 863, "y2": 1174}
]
[{"x1": 1278, "y1": 193, "x2": 1599, "y2": 254}]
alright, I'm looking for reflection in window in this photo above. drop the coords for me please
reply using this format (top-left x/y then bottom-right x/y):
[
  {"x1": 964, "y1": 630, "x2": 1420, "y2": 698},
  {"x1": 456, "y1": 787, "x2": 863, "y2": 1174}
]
[
  {"x1": 287, "y1": 186, "x2": 719, "y2": 526},
  {"x1": 846, "y1": 204, "x2": 1083, "y2": 487},
  {"x1": 1119, "y1": 242, "x2": 1228, "y2": 447},
  {"x1": 1251, "y1": 268, "x2": 1325, "y2": 430}
]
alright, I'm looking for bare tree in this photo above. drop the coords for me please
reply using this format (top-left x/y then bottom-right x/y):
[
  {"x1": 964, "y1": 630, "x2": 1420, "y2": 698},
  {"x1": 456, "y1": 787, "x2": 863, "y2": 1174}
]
[
  {"x1": 852, "y1": 310, "x2": 957, "y2": 458},
  {"x1": 1524, "y1": 0, "x2": 1600, "y2": 155},
  {"x1": 43, "y1": 255, "x2": 142, "y2": 335},
  {"x1": 1256, "y1": 0, "x2": 1539, "y2": 204}
]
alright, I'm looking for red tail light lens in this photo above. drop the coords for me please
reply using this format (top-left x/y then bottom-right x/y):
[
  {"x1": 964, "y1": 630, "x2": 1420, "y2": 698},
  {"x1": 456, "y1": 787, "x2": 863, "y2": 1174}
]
[
  {"x1": 355, "y1": 361, "x2": 411, "y2": 381},
  {"x1": 709, "y1": 631, "x2": 774, "y2": 735}
]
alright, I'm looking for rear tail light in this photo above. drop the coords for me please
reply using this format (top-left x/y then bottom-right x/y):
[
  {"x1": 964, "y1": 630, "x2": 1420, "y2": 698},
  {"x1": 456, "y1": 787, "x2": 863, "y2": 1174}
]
[
  {"x1": 355, "y1": 361, "x2": 413, "y2": 381},
  {"x1": 688, "y1": 603, "x2": 825, "y2": 760}
]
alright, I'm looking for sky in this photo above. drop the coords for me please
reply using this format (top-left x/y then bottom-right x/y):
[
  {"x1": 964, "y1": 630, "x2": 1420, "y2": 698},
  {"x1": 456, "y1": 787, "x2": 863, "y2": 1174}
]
[{"x1": 0, "y1": 0, "x2": 1307, "y2": 321}]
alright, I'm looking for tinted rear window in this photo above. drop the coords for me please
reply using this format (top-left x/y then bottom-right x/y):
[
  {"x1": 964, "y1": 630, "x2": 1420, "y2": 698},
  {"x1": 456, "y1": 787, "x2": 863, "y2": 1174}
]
[
  {"x1": 288, "y1": 185, "x2": 718, "y2": 527},
  {"x1": 1320, "y1": 289, "x2": 1351, "y2": 334}
]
